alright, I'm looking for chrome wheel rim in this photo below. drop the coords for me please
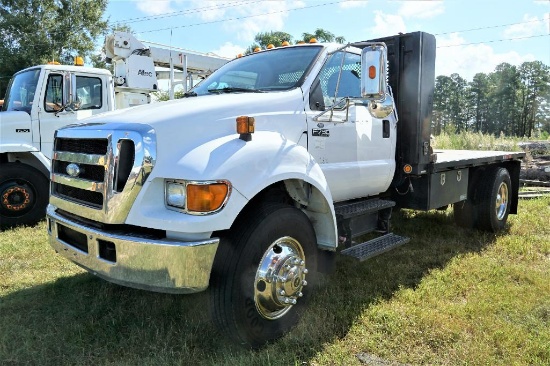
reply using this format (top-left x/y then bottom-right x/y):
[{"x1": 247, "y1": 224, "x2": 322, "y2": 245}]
[
  {"x1": 254, "y1": 236, "x2": 308, "y2": 320},
  {"x1": 495, "y1": 182, "x2": 509, "y2": 221}
]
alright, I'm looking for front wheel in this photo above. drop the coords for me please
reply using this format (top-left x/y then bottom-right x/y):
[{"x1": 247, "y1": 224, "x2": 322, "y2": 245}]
[
  {"x1": 0, "y1": 163, "x2": 49, "y2": 229},
  {"x1": 209, "y1": 203, "x2": 318, "y2": 348}
]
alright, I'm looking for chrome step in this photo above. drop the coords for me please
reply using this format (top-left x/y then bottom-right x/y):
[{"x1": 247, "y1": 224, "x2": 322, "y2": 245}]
[
  {"x1": 340, "y1": 233, "x2": 410, "y2": 261},
  {"x1": 335, "y1": 199, "x2": 395, "y2": 219}
]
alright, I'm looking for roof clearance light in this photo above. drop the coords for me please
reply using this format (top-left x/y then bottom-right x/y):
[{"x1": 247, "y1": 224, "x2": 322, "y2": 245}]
[
  {"x1": 297, "y1": 41, "x2": 306, "y2": 44},
  {"x1": 369, "y1": 65, "x2": 377, "y2": 79},
  {"x1": 267, "y1": 44, "x2": 274, "y2": 49},
  {"x1": 282, "y1": 41, "x2": 290, "y2": 46},
  {"x1": 236, "y1": 116, "x2": 255, "y2": 141},
  {"x1": 309, "y1": 38, "x2": 317, "y2": 43},
  {"x1": 237, "y1": 53, "x2": 243, "y2": 58},
  {"x1": 47, "y1": 61, "x2": 60, "y2": 65},
  {"x1": 254, "y1": 47, "x2": 261, "y2": 52},
  {"x1": 74, "y1": 56, "x2": 84, "y2": 66}
]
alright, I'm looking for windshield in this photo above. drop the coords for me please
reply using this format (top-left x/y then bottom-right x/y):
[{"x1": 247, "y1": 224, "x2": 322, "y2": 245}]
[
  {"x1": 192, "y1": 46, "x2": 323, "y2": 96},
  {"x1": 2, "y1": 69, "x2": 41, "y2": 113}
]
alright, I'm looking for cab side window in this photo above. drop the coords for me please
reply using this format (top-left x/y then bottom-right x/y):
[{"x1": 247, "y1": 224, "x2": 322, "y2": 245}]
[
  {"x1": 76, "y1": 76, "x2": 102, "y2": 110},
  {"x1": 44, "y1": 74, "x2": 63, "y2": 113},
  {"x1": 310, "y1": 51, "x2": 361, "y2": 110}
]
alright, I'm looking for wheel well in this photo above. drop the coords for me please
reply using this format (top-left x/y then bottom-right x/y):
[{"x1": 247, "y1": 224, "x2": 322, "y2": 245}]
[
  {"x1": 467, "y1": 162, "x2": 520, "y2": 214},
  {"x1": 2, "y1": 152, "x2": 49, "y2": 178},
  {"x1": 230, "y1": 180, "x2": 337, "y2": 251}
]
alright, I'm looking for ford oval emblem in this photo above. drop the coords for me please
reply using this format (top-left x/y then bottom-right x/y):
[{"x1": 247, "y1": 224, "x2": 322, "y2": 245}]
[{"x1": 66, "y1": 163, "x2": 81, "y2": 177}]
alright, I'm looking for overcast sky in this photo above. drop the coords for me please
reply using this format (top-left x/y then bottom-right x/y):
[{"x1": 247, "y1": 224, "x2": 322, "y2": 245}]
[{"x1": 105, "y1": 0, "x2": 549, "y2": 80}]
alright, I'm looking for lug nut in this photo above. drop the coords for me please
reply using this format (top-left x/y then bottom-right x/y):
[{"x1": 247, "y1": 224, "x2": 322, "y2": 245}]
[
  {"x1": 284, "y1": 298, "x2": 290, "y2": 304},
  {"x1": 300, "y1": 260, "x2": 305, "y2": 265},
  {"x1": 302, "y1": 280, "x2": 307, "y2": 286},
  {"x1": 291, "y1": 299, "x2": 297, "y2": 305},
  {"x1": 279, "y1": 289, "x2": 286, "y2": 296},
  {"x1": 303, "y1": 268, "x2": 308, "y2": 274},
  {"x1": 298, "y1": 292, "x2": 303, "y2": 297}
]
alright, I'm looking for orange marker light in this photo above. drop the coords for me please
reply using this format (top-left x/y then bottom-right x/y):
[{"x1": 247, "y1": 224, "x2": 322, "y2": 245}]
[
  {"x1": 281, "y1": 41, "x2": 290, "y2": 46},
  {"x1": 187, "y1": 183, "x2": 229, "y2": 212},
  {"x1": 236, "y1": 116, "x2": 255, "y2": 134},
  {"x1": 267, "y1": 44, "x2": 274, "y2": 49},
  {"x1": 254, "y1": 47, "x2": 261, "y2": 52},
  {"x1": 369, "y1": 65, "x2": 377, "y2": 79},
  {"x1": 403, "y1": 164, "x2": 413, "y2": 174},
  {"x1": 309, "y1": 38, "x2": 317, "y2": 43},
  {"x1": 74, "y1": 56, "x2": 84, "y2": 66}
]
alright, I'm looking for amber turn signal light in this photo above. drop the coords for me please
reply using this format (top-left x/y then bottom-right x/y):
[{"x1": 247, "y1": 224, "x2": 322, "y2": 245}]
[{"x1": 187, "y1": 183, "x2": 229, "y2": 213}]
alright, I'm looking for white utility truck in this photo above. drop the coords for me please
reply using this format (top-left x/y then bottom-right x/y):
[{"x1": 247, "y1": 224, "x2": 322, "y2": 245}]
[
  {"x1": 0, "y1": 32, "x2": 228, "y2": 227},
  {"x1": 46, "y1": 32, "x2": 524, "y2": 347}
]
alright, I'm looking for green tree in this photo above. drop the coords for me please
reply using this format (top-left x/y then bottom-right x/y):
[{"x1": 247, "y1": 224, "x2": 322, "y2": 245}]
[
  {"x1": 518, "y1": 61, "x2": 550, "y2": 137},
  {"x1": 301, "y1": 28, "x2": 346, "y2": 43},
  {"x1": 468, "y1": 73, "x2": 490, "y2": 133},
  {"x1": 245, "y1": 28, "x2": 345, "y2": 54},
  {"x1": 245, "y1": 31, "x2": 293, "y2": 54},
  {"x1": 0, "y1": 0, "x2": 108, "y2": 98}
]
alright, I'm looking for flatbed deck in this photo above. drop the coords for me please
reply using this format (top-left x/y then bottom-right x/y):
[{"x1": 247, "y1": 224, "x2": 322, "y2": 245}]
[{"x1": 432, "y1": 149, "x2": 525, "y2": 172}]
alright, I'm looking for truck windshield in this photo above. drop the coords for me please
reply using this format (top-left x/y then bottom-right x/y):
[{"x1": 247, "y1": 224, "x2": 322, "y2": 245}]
[
  {"x1": 2, "y1": 69, "x2": 41, "y2": 114},
  {"x1": 192, "y1": 46, "x2": 322, "y2": 96}
]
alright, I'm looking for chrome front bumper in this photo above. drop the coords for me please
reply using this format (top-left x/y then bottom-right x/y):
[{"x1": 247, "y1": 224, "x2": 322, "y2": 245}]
[{"x1": 47, "y1": 205, "x2": 219, "y2": 294}]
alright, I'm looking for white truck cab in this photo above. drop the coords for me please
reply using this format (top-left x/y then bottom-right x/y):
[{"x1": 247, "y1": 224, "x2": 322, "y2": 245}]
[
  {"x1": 0, "y1": 32, "x2": 228, "y2": 228},
  {"x1": 0, "y1": 65, "x2": 114, "y2": 227}
]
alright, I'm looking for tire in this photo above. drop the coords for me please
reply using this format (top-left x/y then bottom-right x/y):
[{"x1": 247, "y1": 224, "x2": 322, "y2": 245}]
[
  {"x1": 0, "y1": 163, "x2": 49, "y2": 229},
  {"x1": 209, "y1": 203, "x2": 318, "y2": 348},
  {"x1": 475, "y1": 167, "x2": 512, "y2": 232},
  {"x1": 453, "y1": 200, "x2": 476, "y2": 229}
]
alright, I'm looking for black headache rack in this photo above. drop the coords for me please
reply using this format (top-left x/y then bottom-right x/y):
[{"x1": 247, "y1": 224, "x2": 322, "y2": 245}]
[{"x1": 367, "y1": 31, "x2": 437, "y2": 180}]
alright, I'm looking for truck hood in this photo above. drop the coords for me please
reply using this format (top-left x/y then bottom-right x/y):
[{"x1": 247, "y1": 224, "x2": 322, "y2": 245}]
[{"x1": 82, "y1": 88, "x2": 307, "y2": 161}]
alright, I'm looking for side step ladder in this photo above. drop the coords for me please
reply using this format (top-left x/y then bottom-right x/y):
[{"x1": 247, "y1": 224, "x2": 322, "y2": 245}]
[
  {"x1": 340, "y1": 233, "x2": 410, "y2": 261},
  {"x1": 335, "y1": 198, "x2": 410, "y2": 261}
]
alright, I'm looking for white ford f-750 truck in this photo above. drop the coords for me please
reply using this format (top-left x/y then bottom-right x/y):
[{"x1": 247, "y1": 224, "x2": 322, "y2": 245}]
[{"x1": 46, "y1": 32, "x2": 524, "y2": 347}]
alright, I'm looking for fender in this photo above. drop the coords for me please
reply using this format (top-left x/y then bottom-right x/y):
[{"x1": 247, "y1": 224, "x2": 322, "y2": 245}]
[{"x1": 126, "y1": 131, "x2": 338, "y2": 249}]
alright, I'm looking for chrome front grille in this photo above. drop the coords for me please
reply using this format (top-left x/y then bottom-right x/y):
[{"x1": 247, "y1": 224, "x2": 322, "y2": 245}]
[{"x1": 50, "y1": 123, "x2": 156, "y2": 224}]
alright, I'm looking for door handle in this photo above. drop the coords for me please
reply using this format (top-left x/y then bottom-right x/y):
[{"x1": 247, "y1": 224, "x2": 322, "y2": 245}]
[{"x1": 383, "y1": 119, "x2": 390, "y2": 138}]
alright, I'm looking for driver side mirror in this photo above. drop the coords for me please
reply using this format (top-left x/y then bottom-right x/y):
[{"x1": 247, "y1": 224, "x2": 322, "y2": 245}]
[
  {"x1": 361, "y1": 43, "x2": 394, "y2": 119},
  {"x1": 61, "y1": 72, "x2": 79, "y2": 112}
]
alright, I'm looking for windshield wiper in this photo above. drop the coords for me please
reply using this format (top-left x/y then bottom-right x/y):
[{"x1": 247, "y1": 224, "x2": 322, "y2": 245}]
[
  {"x1": 183, "y1": 91, "x2": 197, "y2": 97},
  {"x1": 207, "y1": 87, "x2": 264, "y2": 94}
]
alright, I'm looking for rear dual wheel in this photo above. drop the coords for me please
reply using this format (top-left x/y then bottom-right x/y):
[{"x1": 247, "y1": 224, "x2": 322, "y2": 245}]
[
  {"x1": 209, "y1": 203, "x2": 318, "y2": 348},
  {"x1": 453, "y1": 167, "x2": 511, "y2": 232}
]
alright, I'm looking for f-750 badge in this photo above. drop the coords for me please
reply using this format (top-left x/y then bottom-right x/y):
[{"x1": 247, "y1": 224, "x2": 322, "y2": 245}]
[
  {"x1": 312, "y1": 128, "x2": 330, "y2": 137},
  {"x1": 16, "y1": 129, "x2": 30, "y2": 133}
]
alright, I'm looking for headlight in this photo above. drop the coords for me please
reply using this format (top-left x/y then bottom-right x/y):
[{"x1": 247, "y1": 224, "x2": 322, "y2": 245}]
[
  {"x1": 166, "y1": 181, "x2": 186, "y2": 208},
  {"x1": 165, "y1": 180, "x2": 231, "y2": 215}
]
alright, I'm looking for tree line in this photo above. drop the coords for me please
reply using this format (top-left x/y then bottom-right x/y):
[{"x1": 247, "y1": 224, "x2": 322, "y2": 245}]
[{"x1": 433, "y1": 61, "x2": 550, "y2": 138}]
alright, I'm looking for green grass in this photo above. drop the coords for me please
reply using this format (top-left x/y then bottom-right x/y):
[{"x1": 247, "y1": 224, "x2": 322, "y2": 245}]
[{"x1": 1, "y1": 197, "x2": 549, "y2": 365}]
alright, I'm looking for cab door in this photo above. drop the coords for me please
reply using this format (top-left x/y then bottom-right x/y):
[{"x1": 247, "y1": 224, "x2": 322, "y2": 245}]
[
  {"x1": 306, "y1": 51, "x2": 395, "y2": 202},
  {"x1": 38, "y1": 71, "x2": 108, "y2": 158}
]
